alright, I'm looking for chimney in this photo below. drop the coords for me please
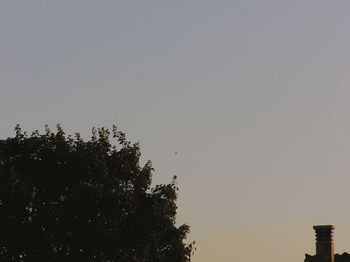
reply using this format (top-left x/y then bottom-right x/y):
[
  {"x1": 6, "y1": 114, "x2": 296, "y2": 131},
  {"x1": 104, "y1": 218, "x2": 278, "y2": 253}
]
[{"x1": 313, "y1": 225, "x2": 335, "y2": 262}]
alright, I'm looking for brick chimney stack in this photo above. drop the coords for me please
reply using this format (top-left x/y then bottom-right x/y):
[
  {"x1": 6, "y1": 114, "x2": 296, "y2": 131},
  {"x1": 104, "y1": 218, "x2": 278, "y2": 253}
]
[{"x1": 313, "y1": 225, "x2": 335, "y2": 262}]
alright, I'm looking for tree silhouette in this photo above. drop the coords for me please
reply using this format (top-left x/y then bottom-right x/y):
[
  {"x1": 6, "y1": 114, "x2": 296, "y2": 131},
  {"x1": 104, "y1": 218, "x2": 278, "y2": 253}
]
[{"x1": 0, "y1": 125, "x2": 194, "y2": 262}]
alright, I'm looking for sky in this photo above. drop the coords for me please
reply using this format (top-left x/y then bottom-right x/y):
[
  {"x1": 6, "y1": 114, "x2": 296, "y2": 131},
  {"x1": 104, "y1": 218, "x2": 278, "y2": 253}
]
[{"x1": 1, "y1": 1, "x2": 350, "y2": 261}]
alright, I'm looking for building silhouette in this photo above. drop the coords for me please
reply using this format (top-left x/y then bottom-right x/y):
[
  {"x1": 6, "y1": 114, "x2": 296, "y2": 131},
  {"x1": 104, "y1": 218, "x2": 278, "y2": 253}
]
[{"x1": 305, "y1": 225, "x2": 350, "y2": 262}]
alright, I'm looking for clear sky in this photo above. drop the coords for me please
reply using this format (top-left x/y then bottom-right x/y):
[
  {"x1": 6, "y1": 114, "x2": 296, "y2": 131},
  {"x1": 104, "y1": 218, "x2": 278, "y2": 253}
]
[{"x1": 1, "y1": 1, "x2": 350, "y2": 261}]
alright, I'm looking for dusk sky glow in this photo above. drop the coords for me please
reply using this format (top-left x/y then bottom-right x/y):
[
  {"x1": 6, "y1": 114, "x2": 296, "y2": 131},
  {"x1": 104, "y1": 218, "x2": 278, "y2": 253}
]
[{"x1": 1, "y1": 1, "x2": 350, "y2": 261}]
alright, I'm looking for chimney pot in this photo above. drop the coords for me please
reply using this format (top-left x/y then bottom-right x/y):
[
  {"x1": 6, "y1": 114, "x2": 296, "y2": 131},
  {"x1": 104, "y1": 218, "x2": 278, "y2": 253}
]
[{"x1": 313, "y1": 225, "x2": 335, "y2": 262}]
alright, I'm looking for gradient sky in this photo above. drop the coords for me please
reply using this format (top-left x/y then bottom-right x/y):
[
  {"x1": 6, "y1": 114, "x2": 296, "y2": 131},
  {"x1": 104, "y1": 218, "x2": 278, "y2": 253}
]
[{"x1": 1, "y1": 1, "x2": 350, "y2": 261}]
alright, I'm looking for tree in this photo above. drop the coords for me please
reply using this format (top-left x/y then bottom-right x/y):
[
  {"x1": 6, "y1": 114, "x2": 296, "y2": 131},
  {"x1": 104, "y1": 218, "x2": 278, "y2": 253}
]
[{"x1": 0, "y1": 125, "x2": 194, "y2": 262}]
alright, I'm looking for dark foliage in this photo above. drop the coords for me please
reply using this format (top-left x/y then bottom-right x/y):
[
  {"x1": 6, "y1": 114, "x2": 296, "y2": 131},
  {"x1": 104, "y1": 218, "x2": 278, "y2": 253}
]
[{"x1": 0, "y1": 125, "x2": 194, "y2": 262}]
